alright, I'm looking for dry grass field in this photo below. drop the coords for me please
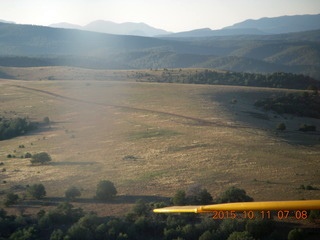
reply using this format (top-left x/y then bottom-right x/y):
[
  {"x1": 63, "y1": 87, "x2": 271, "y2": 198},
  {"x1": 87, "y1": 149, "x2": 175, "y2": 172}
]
[{"x1": 0, "y1": 67, "x2": 319, "y2": 217}]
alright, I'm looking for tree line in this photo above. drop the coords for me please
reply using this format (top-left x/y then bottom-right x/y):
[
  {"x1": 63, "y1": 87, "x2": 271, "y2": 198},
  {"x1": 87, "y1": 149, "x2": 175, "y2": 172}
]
[
  {"x1": 135, "y1": 69, "x2": 320, "y2": 90},
  {"x1": 2, "y1": 184, "x2": 319, "y2": 240},
  {"x1": 255, "y1": 91, "x2": 320, "y2": 119}
]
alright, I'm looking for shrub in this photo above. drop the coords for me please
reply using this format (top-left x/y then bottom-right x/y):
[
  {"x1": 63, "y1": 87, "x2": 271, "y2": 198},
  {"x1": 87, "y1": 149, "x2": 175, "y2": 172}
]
[
  {"x1": 25, "y1": 152, "x2": 32, "y2": 158},
  {"x1": 43, "y1": 117, "x2": 50, "y2": 124},
  {"x1": 27, "y1": 184, "x2": 46, "y2": 199},
  {"x1": 65, "y1": 186, "x2": 81, "y2": 200},
  {"x1": 95, "y1": 180, "x2": 117, "y2": 201},
  {"x1": 30, "y1": 152, "x2": 52, "y2": 165},
  {"x1": 276, "y1": 122, "x2": 286, "y2": 131},
  {"x1": 299, "y1": 124, "x2": 316, "y2": 132},
  {"x1": 172, "y1": 190, "x2": 187, "y2": 206}
]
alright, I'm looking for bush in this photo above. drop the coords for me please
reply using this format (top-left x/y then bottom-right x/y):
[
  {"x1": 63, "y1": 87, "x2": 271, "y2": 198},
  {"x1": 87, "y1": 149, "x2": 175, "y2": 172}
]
[
  {"x1": 65, "y1": 186, "x2": 81, "y2": 200},
  {"x1": 30, "y1": 152, "x2": 52, "y2": 165},
  {"x1": 95, "y1": 180, "x2": 117, "y2": 201},
  {"x1": 27, "y1": 184, "x2": 46, "y2": 199}
]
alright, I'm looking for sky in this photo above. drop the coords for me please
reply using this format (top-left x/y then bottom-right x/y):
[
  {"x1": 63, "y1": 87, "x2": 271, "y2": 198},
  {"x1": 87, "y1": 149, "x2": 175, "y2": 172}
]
[{"x1": 1, "y1": 0, "x2": 320, "y2": 32}]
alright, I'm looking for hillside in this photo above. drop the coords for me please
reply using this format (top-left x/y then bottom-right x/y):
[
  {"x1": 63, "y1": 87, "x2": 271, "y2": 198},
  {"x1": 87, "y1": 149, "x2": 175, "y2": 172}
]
[{"x1": 0, "y1": 22, "x2": 320, "y2": 78}]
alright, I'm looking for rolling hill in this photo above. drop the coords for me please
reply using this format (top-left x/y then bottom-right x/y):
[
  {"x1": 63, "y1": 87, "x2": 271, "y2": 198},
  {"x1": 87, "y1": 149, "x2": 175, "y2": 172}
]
[{"x1": 0, "y1": 22, "x2": 319, "y2": 79}]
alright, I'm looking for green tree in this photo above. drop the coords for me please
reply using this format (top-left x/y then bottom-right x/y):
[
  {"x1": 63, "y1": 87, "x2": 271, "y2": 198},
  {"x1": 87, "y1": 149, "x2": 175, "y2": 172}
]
[
  {"x1": 199, "y1": 230, "x2": 213, "y2": 240},
  {"x1": 65, "y1": 186, "x2": 81, "y2": 201},
  {"x1": 9, "y1": 226, "x2": 37, "y2": 240},
  {"x1": 27, "y1": 184, "x2": 46, "y2": 199},
  {"x1": 4, "y1": 192, "x2": 19, "y2": 207},
  {"x1": 66, "y1": 223, "x2": 93, "y2": 240},
  {"x1": 30, "y1": 152, "x2": 52, "y2": 165},
  {"x1": 95, "y1": 180, "x2": 117, "y2": 201},
  {"x1": 50, "y1": 229, "x2": 64, "y2": 240},
  {"x1": 309, "y1": 210, "x2": 320, "y2": 222},
  {"x1": 217, "y1": 186, "x2": 253, "y2": 203},
  {"x1": 287, "y1": 228, "x2": 305, "y2": 240},
  {"x1": 246, "y1": 219, "x2": 274, "y2": 239},
  {"x1": 131, "y1": 199, "x2": 149, "y2": 217},
  {"x1": 194, "y1": 188, "x2": 213, "y2": 204},
  {"x1": 227, "y1": 231, "x2": 254, "y2": 240},
  {"x1": 172, "y1": 190, "x2": 187, "y2": 205},
  {"x1": 43, "y1": 117, "x2": 50, "y2": 125}
]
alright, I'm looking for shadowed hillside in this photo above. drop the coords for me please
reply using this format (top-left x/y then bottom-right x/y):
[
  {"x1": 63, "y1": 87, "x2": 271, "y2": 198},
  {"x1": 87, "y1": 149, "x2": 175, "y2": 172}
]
[{"x1": 0, "y1": 22, "x2": 320, "y2": 78}]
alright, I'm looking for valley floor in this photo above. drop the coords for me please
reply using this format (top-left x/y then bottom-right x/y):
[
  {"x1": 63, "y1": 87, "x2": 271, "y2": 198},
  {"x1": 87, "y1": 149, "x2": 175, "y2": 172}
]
[{"x1": 0, "y1": 72, "x2": 319, "y2": 217}]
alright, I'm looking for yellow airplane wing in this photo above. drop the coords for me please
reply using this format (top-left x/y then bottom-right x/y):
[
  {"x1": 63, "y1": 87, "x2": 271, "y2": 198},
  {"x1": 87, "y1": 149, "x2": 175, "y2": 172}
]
[{"x1": 153, "y1": 200, "x2": 320, "y2": 213}]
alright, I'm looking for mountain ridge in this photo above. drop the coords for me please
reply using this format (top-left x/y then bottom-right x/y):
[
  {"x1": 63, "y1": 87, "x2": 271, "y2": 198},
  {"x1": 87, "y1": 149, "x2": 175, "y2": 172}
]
[
  {"x1": 0, "y1": 21, "x2": 319, "y2": 79},
  {"x1": 225, "y1": 14, "x2": 320, "y2": 34},
  {"x1": 162, "y1": 14, "x2": 320, "y2": 38}
]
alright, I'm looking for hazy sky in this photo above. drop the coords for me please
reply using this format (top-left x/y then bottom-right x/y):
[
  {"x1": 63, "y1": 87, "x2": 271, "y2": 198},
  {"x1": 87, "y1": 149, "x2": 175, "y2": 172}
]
[{"x1": 1, "y1": 0, "x2": 320, "y2": 32}]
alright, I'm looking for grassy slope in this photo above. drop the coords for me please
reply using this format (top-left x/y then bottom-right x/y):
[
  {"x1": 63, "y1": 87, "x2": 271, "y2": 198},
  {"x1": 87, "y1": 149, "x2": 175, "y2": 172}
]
[{"x1": 0, "y1": 68, "x2": 319, "y2": 217}]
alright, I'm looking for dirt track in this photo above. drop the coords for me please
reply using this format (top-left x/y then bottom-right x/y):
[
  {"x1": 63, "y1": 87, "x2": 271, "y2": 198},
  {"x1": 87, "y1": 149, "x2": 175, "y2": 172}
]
[{"x1": 10, "y1": 84, "x2": 251, "y2": 129}]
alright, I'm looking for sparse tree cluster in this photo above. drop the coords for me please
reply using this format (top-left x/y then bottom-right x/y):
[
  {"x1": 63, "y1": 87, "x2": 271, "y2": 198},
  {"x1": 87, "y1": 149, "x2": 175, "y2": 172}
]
[{"x1": 0, "y1": 117, "x2": 37, "y2": 140}]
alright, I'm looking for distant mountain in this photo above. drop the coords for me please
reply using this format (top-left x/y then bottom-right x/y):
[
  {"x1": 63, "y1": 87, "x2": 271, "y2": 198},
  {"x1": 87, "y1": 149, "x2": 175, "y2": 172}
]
[
  {"x1": 162, "y1": 14, "x2": 320, "y2": 38},
  {"x1": 0, "y1": 19, "x2": 15, "y2": 24},
  {"x1": 161, "y1": 28, "x2": 267, "y2": 38},
  {"x1": 49, "y1": 20, "x2": 171, "y2": 37},
  {"x1": 0, "y1": 22, "x2": 320, "y2": 79},
  {"x1": 224, "y1": 14, "x2": 320, "y2": 34},
  {"x1": 49, "y1": 22, "x2": 82, "y2": 30}
]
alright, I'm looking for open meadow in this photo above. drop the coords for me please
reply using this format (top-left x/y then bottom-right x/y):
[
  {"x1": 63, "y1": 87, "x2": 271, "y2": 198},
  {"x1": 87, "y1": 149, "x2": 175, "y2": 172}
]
[{"x1": 0, "y1": 67, "x2": 319, "y2": 217}]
